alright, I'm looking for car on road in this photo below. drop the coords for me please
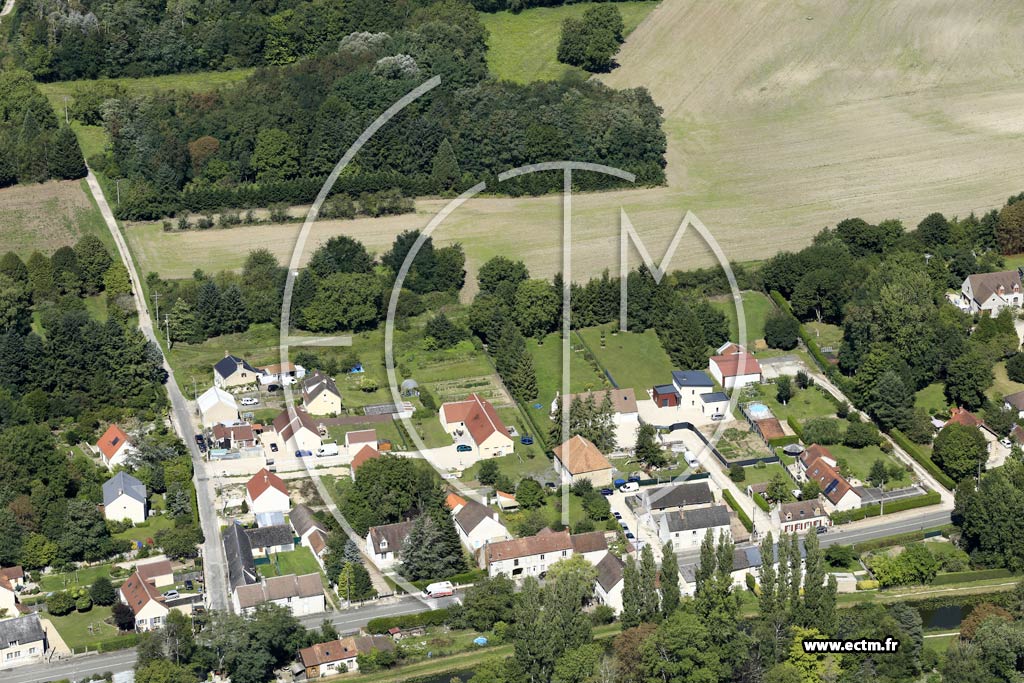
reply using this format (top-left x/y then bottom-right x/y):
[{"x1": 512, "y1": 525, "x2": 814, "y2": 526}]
[
  {"x1": 240, "y1": 397, "x2": 258, "y2": 406},
  {"x1": 456, "y1": 444, "x2": 473, "y2": 453},
  {"x1": 295, "y1": 450, "x2": 313, "y2": 457},
  {"x1": 815, "y1": 525, "x2": 828, "y2": 534},
  {"x1": 163, "y1": 590, "x2": 180, "y2": 599},
  {"x1": 270, "y1": 443, "x2": 278, "y2": 452},
  {"x1": 423, "y1": 581, "x2": 455, "y2": 598},
  {"x1": 612, "y1": 511, "x2": 622, "y2": 520},
  {"x1": 625, "y1": 532, "x2": 636, "y2": 540},
  {"x1": 620, "y1": 522, "x2": 629, "y2": 531},
  {"x1": 194, "y1": 434, "x2": 206, "y2": 451},
  {"x1": 619, "y1": 482, "x2": 640, "y2": 493},
  {"x1": 600, "y1": 487, "x2": 613, "y2": 496}
]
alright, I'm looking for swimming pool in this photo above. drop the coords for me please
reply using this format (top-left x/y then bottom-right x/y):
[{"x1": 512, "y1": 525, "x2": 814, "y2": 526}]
[{"x1": 746, "y1": 402, "x2": 773, "y2": 420}]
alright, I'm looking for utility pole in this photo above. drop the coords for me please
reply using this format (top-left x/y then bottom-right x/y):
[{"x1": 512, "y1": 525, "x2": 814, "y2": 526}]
[
  {"x1": 116, "y1": 179, "x2": 121, "y2": 206},
  {"x1": 164, "y1": 314, "x2": 171, "y2": 348}
]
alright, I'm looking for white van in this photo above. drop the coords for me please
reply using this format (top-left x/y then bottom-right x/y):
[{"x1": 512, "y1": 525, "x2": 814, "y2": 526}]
[
  {"x1": 423, "y1": 581, "x2": 454, "y2": 598},
  {"x1": 619, "y1": 482, "x2": 640, "y2": 493}
]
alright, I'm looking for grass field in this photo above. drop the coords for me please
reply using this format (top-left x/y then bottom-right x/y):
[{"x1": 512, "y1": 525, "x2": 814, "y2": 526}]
[
  {"x1": 112, "y1": 514, "x2": 174, "y2": 543},
  {"x1": 265, "y1": 547, "x2": 322, "y2": 578},
  {"x1": 461, "y1": 450, "x2": 552, "y2": 486},
  {"x1": 989, "y1": 361, "x2": 1024, "y2": 402},
  {"x1": 0, "y1": 179, "x2": 111, "y2": 257},
  {"x1": 915, "y1": 382, "x2": 948, "y2": 415},
  {"x1": 37, "y1": 69, "x2": 255, "y2": 113},
  {"x1": 804, "y1": 321, "x2": 844, "y2": 353},
  {"x1": 47, "y1": 605, "x2": 122, "y2": 651},
  {"x1": 480, "y1": 2, "x2": 658, "y2": 83},
  {"x1": 827, "y1": 444, "x2": 911, "y2": 490},
  {"x1": 526, "y1": 331, "x2": 608, "y2": 437},
  {"x1": 575, "y1": 326, "x2": 674, "y2": 394},
  {"x1": 39, "y1": 563, "x2": 117, "y2": 593},
  {"x1": 710, "y1": 290, "x2": 775, "y2": 342},
  {"x1": 750, "y1": 384, "x2": 837, "y2": 424},
  {"x1": 740, "y1": 462, "x2": 791, "y2": 486}
]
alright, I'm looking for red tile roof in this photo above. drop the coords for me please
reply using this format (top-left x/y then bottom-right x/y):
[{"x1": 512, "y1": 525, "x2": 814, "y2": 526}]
[
  {"x1": 246, "y1": 468, "x2": 288, "y2": 500},
  {"x1": 347, "y1": 429, "x2": 377, "y2": 444},
  {"x1": 486, "y1": 529, "x2": 573, "y2": 563},
  {"x1": 97, "y1": 424, "x2": 130, "y2": 461},
  {"x1": 554, "y1": 435, "x2": 612, "y2": 475},
  {"x1": 441, "y1": 394, "x2": 509, "y2": 446},
  {"x1": 120, "y1": 571, "x2": 165, "y2": 615},
  {"x1": 445, "y1": 492, "x2": 467, "y2": 511},
  {"x1": 946, "y1": 406, "x2": 984, "y2": 429},
  {"x1": 350, "y1": 445, "x2": 381, "y2": 473},
  {"x1": 710, "y1": 351, "x2": 762, "y2": 378},
  {"x1": 799, "y1": 446, "x2": 855, "y2": 506}
]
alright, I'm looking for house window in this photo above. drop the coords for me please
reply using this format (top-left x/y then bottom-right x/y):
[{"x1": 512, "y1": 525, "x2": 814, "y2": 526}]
[
  {"x1": 28, "y1": 647, "x2": 36, "y2": 655},
  {"x1": 540, "y1": 554, "x2": 545, "y2": 560},
  {"x1": 562, "y1": 550, "x2": 567, "y2": 556},
  {"x1": 514, "y1": 559, "x2": 519, "y2": 567}
]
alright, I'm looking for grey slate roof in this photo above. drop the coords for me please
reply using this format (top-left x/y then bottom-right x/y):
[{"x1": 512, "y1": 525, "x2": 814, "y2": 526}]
[
  {"x1": 224, "y1": 522, "x2": 258, "y2": 590},
  {"x1": 368, "y1": 520, "x2": 415, "y2": 555},
  {"x1": 672, "y1": 370, "x2": 714, "y2": 387},
  {"x1": 595, "y1": 553, "x2": 624, "y2": 592},
  {"x1": 700, "y1": 391, "x2": 730, "y2": 404},
  {"x1": 246, "y1": 524, "x2": 294, "y2": 549},
  {"x1": 661, "y1": 505, "x2": 730, "y2": 533},
  {"x1": 680, "y1": 540, "x2": 808, "y2": 582},
  {"x1": 215, "y1": 354, "x2": 258, "y2": 380},
  {"x1": 290, "y1": 503, "x2": 328, "y2": 537},
  {"x1": 0, "y1": 614, "x2": 45, "y2": 648},
  {"x1": 454, "y1": 498, "x2": 497, "y2": 535},
  {"x1": 102, "y1": 472, "x2": 147, "y2": 507},
  {"x1": 645, "y1": 482, "x2": 714, "y2": 511}
]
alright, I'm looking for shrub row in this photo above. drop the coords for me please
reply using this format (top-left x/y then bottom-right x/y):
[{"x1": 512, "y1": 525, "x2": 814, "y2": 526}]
[
  {"x1": 366, "y1": 608, "x2": 451, "y2": 634},
  {"x1": 98, "y1": 634, "x2": 139, "y2": 653},
  {"x1": 768, "y1": 435, "x2": 801, "y2": 448},
  {"x1": 722, "y1": 489, "x2": 753, "y2": 532},
  {"x1": 753, "y1": 492, "x2": 771, "y2": 513},
  {"x1": 931, "y1": 568, "x2": 1016, "y2": 586},
  {"x1": 787, "y1": 416, "x2": 803, "y2": 440},
  {"x1": 889, "y1": 429, "x2": 956, "y2": 490},
  {"x1": 830, "y1": 491, "x2": 942, "y2": 524},
  {"x1": 852, "y1": 525, "x2": 956, "y2": 554}
]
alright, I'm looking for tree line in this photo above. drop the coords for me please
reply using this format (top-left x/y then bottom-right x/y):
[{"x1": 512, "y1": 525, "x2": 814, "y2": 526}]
[
  {"x1": 76, "y1": 1, "x2": 664, "y2": 219},
  {"x1": 0, "y1": 71, "x2": 87, "y2": 188}
]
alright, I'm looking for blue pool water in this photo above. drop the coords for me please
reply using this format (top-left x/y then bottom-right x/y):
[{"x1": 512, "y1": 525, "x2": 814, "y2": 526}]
[{"x1": 747, "y1": 402, "x2": 773, "y2": 420}]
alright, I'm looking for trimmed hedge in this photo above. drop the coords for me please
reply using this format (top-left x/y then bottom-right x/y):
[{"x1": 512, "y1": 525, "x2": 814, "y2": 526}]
[
  {"x1": 890, "y1": 429, "x2": 955, "y2": 490},
  {"x1": 723, "y1": 490, "x2": 753, "y2": 532},
  {"x1": 787, "y1": 417, "x2": 803, "y2": 440},
  {"x1": 98, "y1": 634, "x2": 139, "y2": 652},
  {"x1": 753, "y1": 492, "x2": 770, "y2": 513},
  {"x1": 852, "y1": 525, "x2": 956, "y2": 554},
  {"x1": 830, "y1": 491, "x2": 941, "y2": 524},
  {"x1": 769, "y1": 435, "x2": 801, "y2": 448},
  {"x1": 769, "y1": 290, "x2": 793, "y2": 315},
  {"x1": 932, "y1": 569, "x2": 1016, "y2": 586},
  {"x1": 856, "y1": 580, "x2": 880, "y2": 591},
  {"x1": 367, "y1": 608, "x2": 451, "y2": 634}
]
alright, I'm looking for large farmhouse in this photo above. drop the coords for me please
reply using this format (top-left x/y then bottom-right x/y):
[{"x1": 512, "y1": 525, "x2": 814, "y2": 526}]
[{"x1": 439, "y1": 394, "x2": 514, "y2": 457}]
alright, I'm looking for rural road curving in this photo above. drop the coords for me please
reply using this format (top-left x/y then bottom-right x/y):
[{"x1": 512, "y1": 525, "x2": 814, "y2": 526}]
[
  {"x1": 85, "y1": 171, "x2": 231, "y2": 612},
  {"x1": 0, "y1": 0, "x2": 14, "y2": 19}
]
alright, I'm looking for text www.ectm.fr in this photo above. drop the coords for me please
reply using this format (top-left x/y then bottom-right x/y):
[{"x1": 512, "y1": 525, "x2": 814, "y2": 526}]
[{"x1": 803, "y1": 638, "x2": 900, "y2": 654}]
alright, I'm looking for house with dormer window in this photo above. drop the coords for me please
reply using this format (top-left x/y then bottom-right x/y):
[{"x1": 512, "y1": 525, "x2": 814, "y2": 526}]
[
  {"x1": 960, "y1": 269, "x2": 1024, "y2": 315},
  {"x1": 366, "y1": 520, "x2": 414, "y2": 570},
  {"x1": 777, "y1": 500, "x2": 831, "y2": 534}
]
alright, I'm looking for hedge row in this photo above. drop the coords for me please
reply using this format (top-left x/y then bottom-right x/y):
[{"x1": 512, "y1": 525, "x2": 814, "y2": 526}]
[
  {"x1": 723, "y1": 489, "x2": 753, "y2": 532},
  {"x1": 787, "y1": 416, "x2": 803, "y2": 440},
  {"x1": 856, "y1": 580, "x2": 880, "y2": 591},
  {"x1": 890, "y1": 429, "x2": 956, "y2": 490},
  {"x1": 932, "y1": 568, "x2": 1016, "y2": 586},
  {"x1": 769, "y1": 290, "x2": 793, "y2": 315},
  {"x1": 830, "y1": 491, "x2": 942, "y2": 524},
  {"x1": 769, "y1": 434, "x2": 801, "y2": 448},
  {"x1": 753, "y1": 492, "x2": 771, "y2": 513},
  {"x1": 366, "y1": 608, "x2": 451, "y2": 634}
]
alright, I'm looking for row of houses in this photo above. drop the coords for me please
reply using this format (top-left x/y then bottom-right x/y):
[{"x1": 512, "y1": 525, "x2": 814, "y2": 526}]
[{"x1": 214, "y1": 354, "x2": 307, "y2": 390}]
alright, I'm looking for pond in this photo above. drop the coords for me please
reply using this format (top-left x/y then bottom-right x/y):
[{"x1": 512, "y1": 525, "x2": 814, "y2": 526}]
[{"x1": 919, "y1": 604, "x2": 974, "y2": 630}]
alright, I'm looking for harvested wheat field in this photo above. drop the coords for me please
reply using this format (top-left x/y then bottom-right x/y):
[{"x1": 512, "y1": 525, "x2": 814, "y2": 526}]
[
  {"x1": 0, "y1": 179, "x2": 108, "y2": 256},
  {"x1": 128, "y1": 0, "x2": 1024, "y2": 285}
]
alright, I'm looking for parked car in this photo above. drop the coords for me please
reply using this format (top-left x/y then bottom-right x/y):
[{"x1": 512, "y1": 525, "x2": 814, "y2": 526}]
[
  {"x1": 815, "y1": 525, "x2": 828, "y2": 534},
  {"x1": 269, "y1": 443, "x2": 279, "y2": 453},
  {"x1": 194, "y1": 434, "x2": 205, "y2": 448},
  {"x1": 627, "y1": 474, "x2": 642, "y2": 483},
  {"x1": 162, "y1": 590, "x2": 180, "y2": 599},
  {"x1": 612, "y1": 511, "x2": 622, "y2": 519},
  {"x1": 456, "y1": 444, "x2": 473, "y2": 453},
  {"x1": 545, "y1": 482, "x2": 557, "y2": 489},
  {"x1": 600, "y1": 487, "x2": 614, "y2": 496},
  {"x1": 295, "y1": 450, "x2": 313, "y2": 458},
  {"x1": 184, "y1": 579, "x2": 194, "y2": 590},
  {"x1": 423, "y1": 581, "x2": 455, "y2": 598},
  {"x1": 1000, "y1": 437, "x2": 1013, "y2": 449},
  {"x1": 267, "y1": 384, "x2": 281, "y2": 392},
  {"x1": 711, "y1": 413, "x2": 726, "y2": 421},
  {"x1": 625, "y1": 532, "x2": 636, "y2": 540},
  {"x1": 620, "y1": 521, "x2": 629, "y2": 530},
  {"x1": 240, "y1": 397, "x2": 258, "y2": 406},
  {"x1": 619, "y1": 482, "x2": 640, "y2": 493}
]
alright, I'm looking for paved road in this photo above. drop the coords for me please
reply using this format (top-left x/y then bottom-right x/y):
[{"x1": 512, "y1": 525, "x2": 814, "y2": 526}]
[
  {"x1": 0, "y1": 0, "x2": 14, "y2": 19},
  {"x1": 85, "y1": 171, "x2": 230, "y2": 611},
  {"x1": 12, "y1": 594, "x2": 458, "y2": 682}
]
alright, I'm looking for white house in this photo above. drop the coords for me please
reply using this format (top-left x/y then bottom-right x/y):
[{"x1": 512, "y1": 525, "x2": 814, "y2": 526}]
[
  {"x1": 135, "y1": 559, "x2": 175, "y2": 589},
  {"x1": 641, "y1": 482, "x2": 715, "y2": 516},
  {"x1": 960, "y1": 269, "x2": 1024, "y2": 315},
  {"x1": 0, "y1": 575, "x2": 20, "y2": 619},
  {"x1": 777, "y1": 500, "x2": 831, "y2": 535},
  {"x1": 708, "y1": 343, "x2": 762, "y2": 390},
  {"x1": 439, "y1": 394, "x2": 514, "y2": 457},
  {"x1": 553, "y1": 435, "x2": 614, "y2": 488},
  {"x1": 102, "y1": 471, "x2": 147, "y2": 525},
  {"x1": 445, "y1": 493, "x2": 511, "y2": 558},
  {"x1": 345, "y1": 429, "x2": 378, "y2": 453},
  {"x1": 0, "y1": 615, "x2": 47, "y2": 668},
  {"x1": 1004, "y1": 391, "x2": 1024, "y2": 419},
  {"x1": 245, "y1": 468, "x2": 290, "y2": 516},
  {"x1": 214, "y1": 354, "x2": 260, "y2": 389},
  {"x1": 671, "y1": 371, "x2": 716, "y2": 406},
  {"x1": 289, "y1": 504, "x2": 328, "y2": 547},
  {"x1": 257, "y1": 362, "x2": 306, "y2": 386},
  {"x1": 197, "y1": 386, "x2": 239, "y2": 426},
  {"x1": 119, "y1": 571, "x2": 169, "y2": 631},
  {"x1": 796, "y1": 445, "x2": 861, "y2": 513},
  {"x1": 594, "y1": 553, "x2": 625, "y2": 615},
  {"x1": 302, "y1": 371, "x2": 342, "y2": 416},
  {"x1": 366, "y1": 520, "x2": 414, "y2": 570},
  {"x1": 485, "y1": 529, "x2": 608, "y2": 579},
  {"x1": 656, "y1": 505, "x2": 732, "y2": 549},
  {"x1": 700, "y1": 391, "x2": 730, "y2": 418},
  {"x1": 299, "y1": 636, "x2": 396, "y2": 678},
  {"x1": 233, "y1": 573, "x2": 325, "y2": 616},
  {"x1": 95, "y1": 424, "x2": 135, "y2": 470},
  {"x1": 271, "y1": 408, "x2": 323, "y2": 454}
]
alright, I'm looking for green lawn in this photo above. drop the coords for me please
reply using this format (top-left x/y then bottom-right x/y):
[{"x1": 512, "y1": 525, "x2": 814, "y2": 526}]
[
  {"x1": 803, "y1": 321, "x2": 844, "y2": 352},
  {"x1": 915, "y1": 382, "x2": 948, "y2": 415},
  {"x1": 710, "y1": 290, "x2": 776, "y2": 343},
  {"x1": 40, "y1": 563, "x2": 117, "y2": 592},
  {"x1": 265, "y1": 547, "x2": 322, "y2": 578},
  {"x1": 112, "y1": 514, "x2": 175, "y2": 544},
  {"x1": 84, "y1": 292, "x2": 109, "y2": 323},
  {"x1": 326, "y1": 421, "x2": 405, "y2": 450},
  {"x1": 38, "y1": 69, "x2": 255, "y2": 113},
  {"x1": 480, "y1": 2, "x2": 658, "y2": 83},
  {"x1": 47, "y1": 605, "x2": 123, "y2": 652},
  {"x1": 576, "y1": 326, "x2": 675, "y2": 394},
  {"x1": 750, "y1": 384, "x2": 837, "y2": 424},
  {"x1": 923, "y1": 633, "x2": 958, "y2": 654},
  {"x1": 461, "y1": 451, "x2": 553, "y2": 486},
  {"x1": 740, "y1": 462, "x2": 791, "y2": 486},
  {"x1": 525, "y1": 331, "x2": 607, "y2": 439},
  {"x1": 826, "y1": 444, "x2": 911, "y2": 490},
  {"x1": 989, "y1": 361, "x2": 1024, "y2": 402}
]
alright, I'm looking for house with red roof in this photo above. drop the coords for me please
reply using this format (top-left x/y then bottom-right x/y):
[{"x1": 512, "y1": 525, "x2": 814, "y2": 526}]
[
  {"x1": 553, "y1": 435, "x2": 613, "y2": 487},
  {"x1": 345, "y1": 429, "x2": 378, "y2": 452},
  {"x1": 349, "y1": 445, "x2": 381, "y2": 481},
  {"x1": 94, "y1": 424, "x2": 136, "y2": 470},
  {"x1": 439, "y1": 394, "x2": 514, "y2": 457},
  {"x1": 708, "y1": 343, "x2": 762, "y2": 390},
  {"x1": 119, "y1": 570, "x2": 170, "y2": 631},
  {"x1": 797, "y1": 445, "x2": 861, "y2": 512},
  {"x1": 245, "y1": 468, "x2": 290, "y2": 515}
]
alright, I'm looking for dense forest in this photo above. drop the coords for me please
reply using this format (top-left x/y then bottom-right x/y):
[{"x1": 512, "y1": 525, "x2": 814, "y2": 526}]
[
  {"x1": 50, "y1": 0, "x2": 666, "y2": 218},
  {"x1": 0, "y1": 70, "x2": 87, "y2": 187}
]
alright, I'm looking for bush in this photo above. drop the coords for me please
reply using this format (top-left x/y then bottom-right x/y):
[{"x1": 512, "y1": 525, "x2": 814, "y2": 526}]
[
  {"x1": 76, "y1": 594, "x2": 93, "y2": 612},
  {"x1": 722, "y1": 490, "x2": 753, "y2": 532},
  {"x1": 890, "y1": 429, "x2": 955, "y2": 489},
  {"x1": 728, "y1": 464, "x2": 745, "y2": 482},
  {"x1": 764, "y1": 310, "x2": 800, "y2": 350},
  {"x1": 802, "y1": 417, "x2": 843, "y2": 445},
  {"x1": 47, "y1": 591, "x2": 76, "y2": 616},
  {"x1": 753, "y1": 493, "x2": 770, "y2": 512},
  {"x1": 590, "y1": 605, "x2": 616, "y2": 625},
  {"x1": 1007, "y1": 352, "x2": 1024, "y2": 383},
  {"x1": 830, "y1": 491, "x2": 941, "y2": 524},
  {"x1": 367, "y1": 609, "x2": 450, "y2": 634},
  {"x1": 856, "y1": 580, "x2": 880, "y2": 591},
  {"x1": 843, "y1": 421, "x2": 880, "y2": 448},
  {"x1": 745, "y1": 573, "x2": 757, "y2": 592}
]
